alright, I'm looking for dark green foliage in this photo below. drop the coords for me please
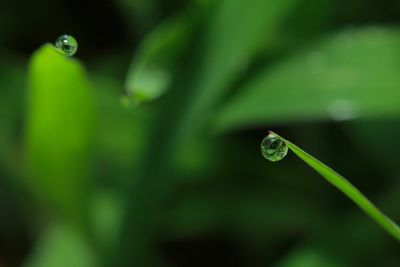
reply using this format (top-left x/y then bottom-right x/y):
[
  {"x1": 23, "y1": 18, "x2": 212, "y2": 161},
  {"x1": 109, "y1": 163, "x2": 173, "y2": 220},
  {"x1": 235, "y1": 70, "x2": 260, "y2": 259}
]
[{"x1": 1, "y1": 0, "x2": 400, "y2": 266}]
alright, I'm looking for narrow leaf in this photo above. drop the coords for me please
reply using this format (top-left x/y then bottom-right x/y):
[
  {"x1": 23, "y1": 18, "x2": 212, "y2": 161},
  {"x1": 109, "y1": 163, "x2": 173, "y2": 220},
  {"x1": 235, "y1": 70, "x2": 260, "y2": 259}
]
[{"x1": 273, "y1": 131, "x2": 400, "y2": 242}]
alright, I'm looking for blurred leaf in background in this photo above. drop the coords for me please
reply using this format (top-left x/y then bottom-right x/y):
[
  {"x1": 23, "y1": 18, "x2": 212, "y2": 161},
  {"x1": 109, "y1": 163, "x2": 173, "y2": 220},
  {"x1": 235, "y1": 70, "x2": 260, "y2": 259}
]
[
  {"x1": 215, "y1": 27, "x2": 400, "y2": 132},
  {"x1": 23, "y1": 223, "x2": 96, "y2": 267},
  {"x1": 124, "y1": 3, "x2": 203, "y2": 104},
  {"x1": 25, "y1": 44, "x2": 94, "y2": 230}
]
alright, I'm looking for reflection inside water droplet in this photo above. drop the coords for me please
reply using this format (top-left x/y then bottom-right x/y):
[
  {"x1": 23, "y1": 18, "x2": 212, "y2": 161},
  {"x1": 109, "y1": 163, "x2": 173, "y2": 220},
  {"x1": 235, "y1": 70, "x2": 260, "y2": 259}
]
[
  {"x1": 260, "y1": 132, "x2": 288, "y2": 162},
  {"x1": 54, "y1": 34, "x2": 78, "y2": 56}
]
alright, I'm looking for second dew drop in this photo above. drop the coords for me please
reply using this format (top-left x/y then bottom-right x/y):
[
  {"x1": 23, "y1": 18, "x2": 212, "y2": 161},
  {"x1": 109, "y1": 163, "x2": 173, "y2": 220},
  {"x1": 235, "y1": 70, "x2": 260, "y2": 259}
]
[
  {"x1": 54, "y1": 34, "x2": 78, "y2": 56},
  {"x1": 261, "y1": 132, "x2": 288, "y2": 162}
]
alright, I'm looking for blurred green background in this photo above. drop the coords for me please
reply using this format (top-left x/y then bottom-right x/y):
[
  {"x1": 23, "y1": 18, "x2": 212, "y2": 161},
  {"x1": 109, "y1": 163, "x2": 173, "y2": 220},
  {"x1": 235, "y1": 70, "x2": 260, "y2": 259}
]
[{"x1": 1, "y1": 0, "x2": 400, "y2": 266}]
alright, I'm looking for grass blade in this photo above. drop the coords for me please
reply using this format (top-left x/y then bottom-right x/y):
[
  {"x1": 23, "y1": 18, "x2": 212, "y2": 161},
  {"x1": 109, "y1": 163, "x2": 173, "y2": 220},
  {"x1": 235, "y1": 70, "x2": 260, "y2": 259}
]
[{"x1": 272, "y1": 131, "x2": 400, "y2": 242}]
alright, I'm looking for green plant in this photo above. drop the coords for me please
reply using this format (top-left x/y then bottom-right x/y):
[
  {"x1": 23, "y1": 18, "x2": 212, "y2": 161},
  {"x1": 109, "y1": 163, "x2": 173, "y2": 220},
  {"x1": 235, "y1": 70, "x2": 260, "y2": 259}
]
[
  {"x1": 265, "y1": 131, "x2": 400, "y2": 242},
  {"x1": 2, "y1": 0, "x2": 400, "y2": 266}
]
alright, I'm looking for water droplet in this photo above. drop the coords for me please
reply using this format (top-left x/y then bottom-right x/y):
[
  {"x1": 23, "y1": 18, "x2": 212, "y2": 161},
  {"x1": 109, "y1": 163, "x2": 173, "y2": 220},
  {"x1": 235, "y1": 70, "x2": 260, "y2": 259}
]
[
  {"x1": 54, "y1": 34, "x2": 78, "y2": 56},
  {"x1": 260, "y1": 132, "x2": 288, "y2": 162}
]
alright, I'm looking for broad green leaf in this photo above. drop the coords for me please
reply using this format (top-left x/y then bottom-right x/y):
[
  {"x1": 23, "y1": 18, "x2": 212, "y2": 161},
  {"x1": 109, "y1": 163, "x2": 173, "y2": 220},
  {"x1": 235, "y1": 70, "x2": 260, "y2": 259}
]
[
  {"x1": 125, "y1": 6, "x2": 200, "y2": 104},
  {"x1": 215, "y1": 28, "x2": 400, "y2": 132},
  {"x1": 23, "y1": 223, "x2": 96, "y2": 267},
  {"x1": 25, "y1": 44, "x2": 94, "y2": 228}
]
